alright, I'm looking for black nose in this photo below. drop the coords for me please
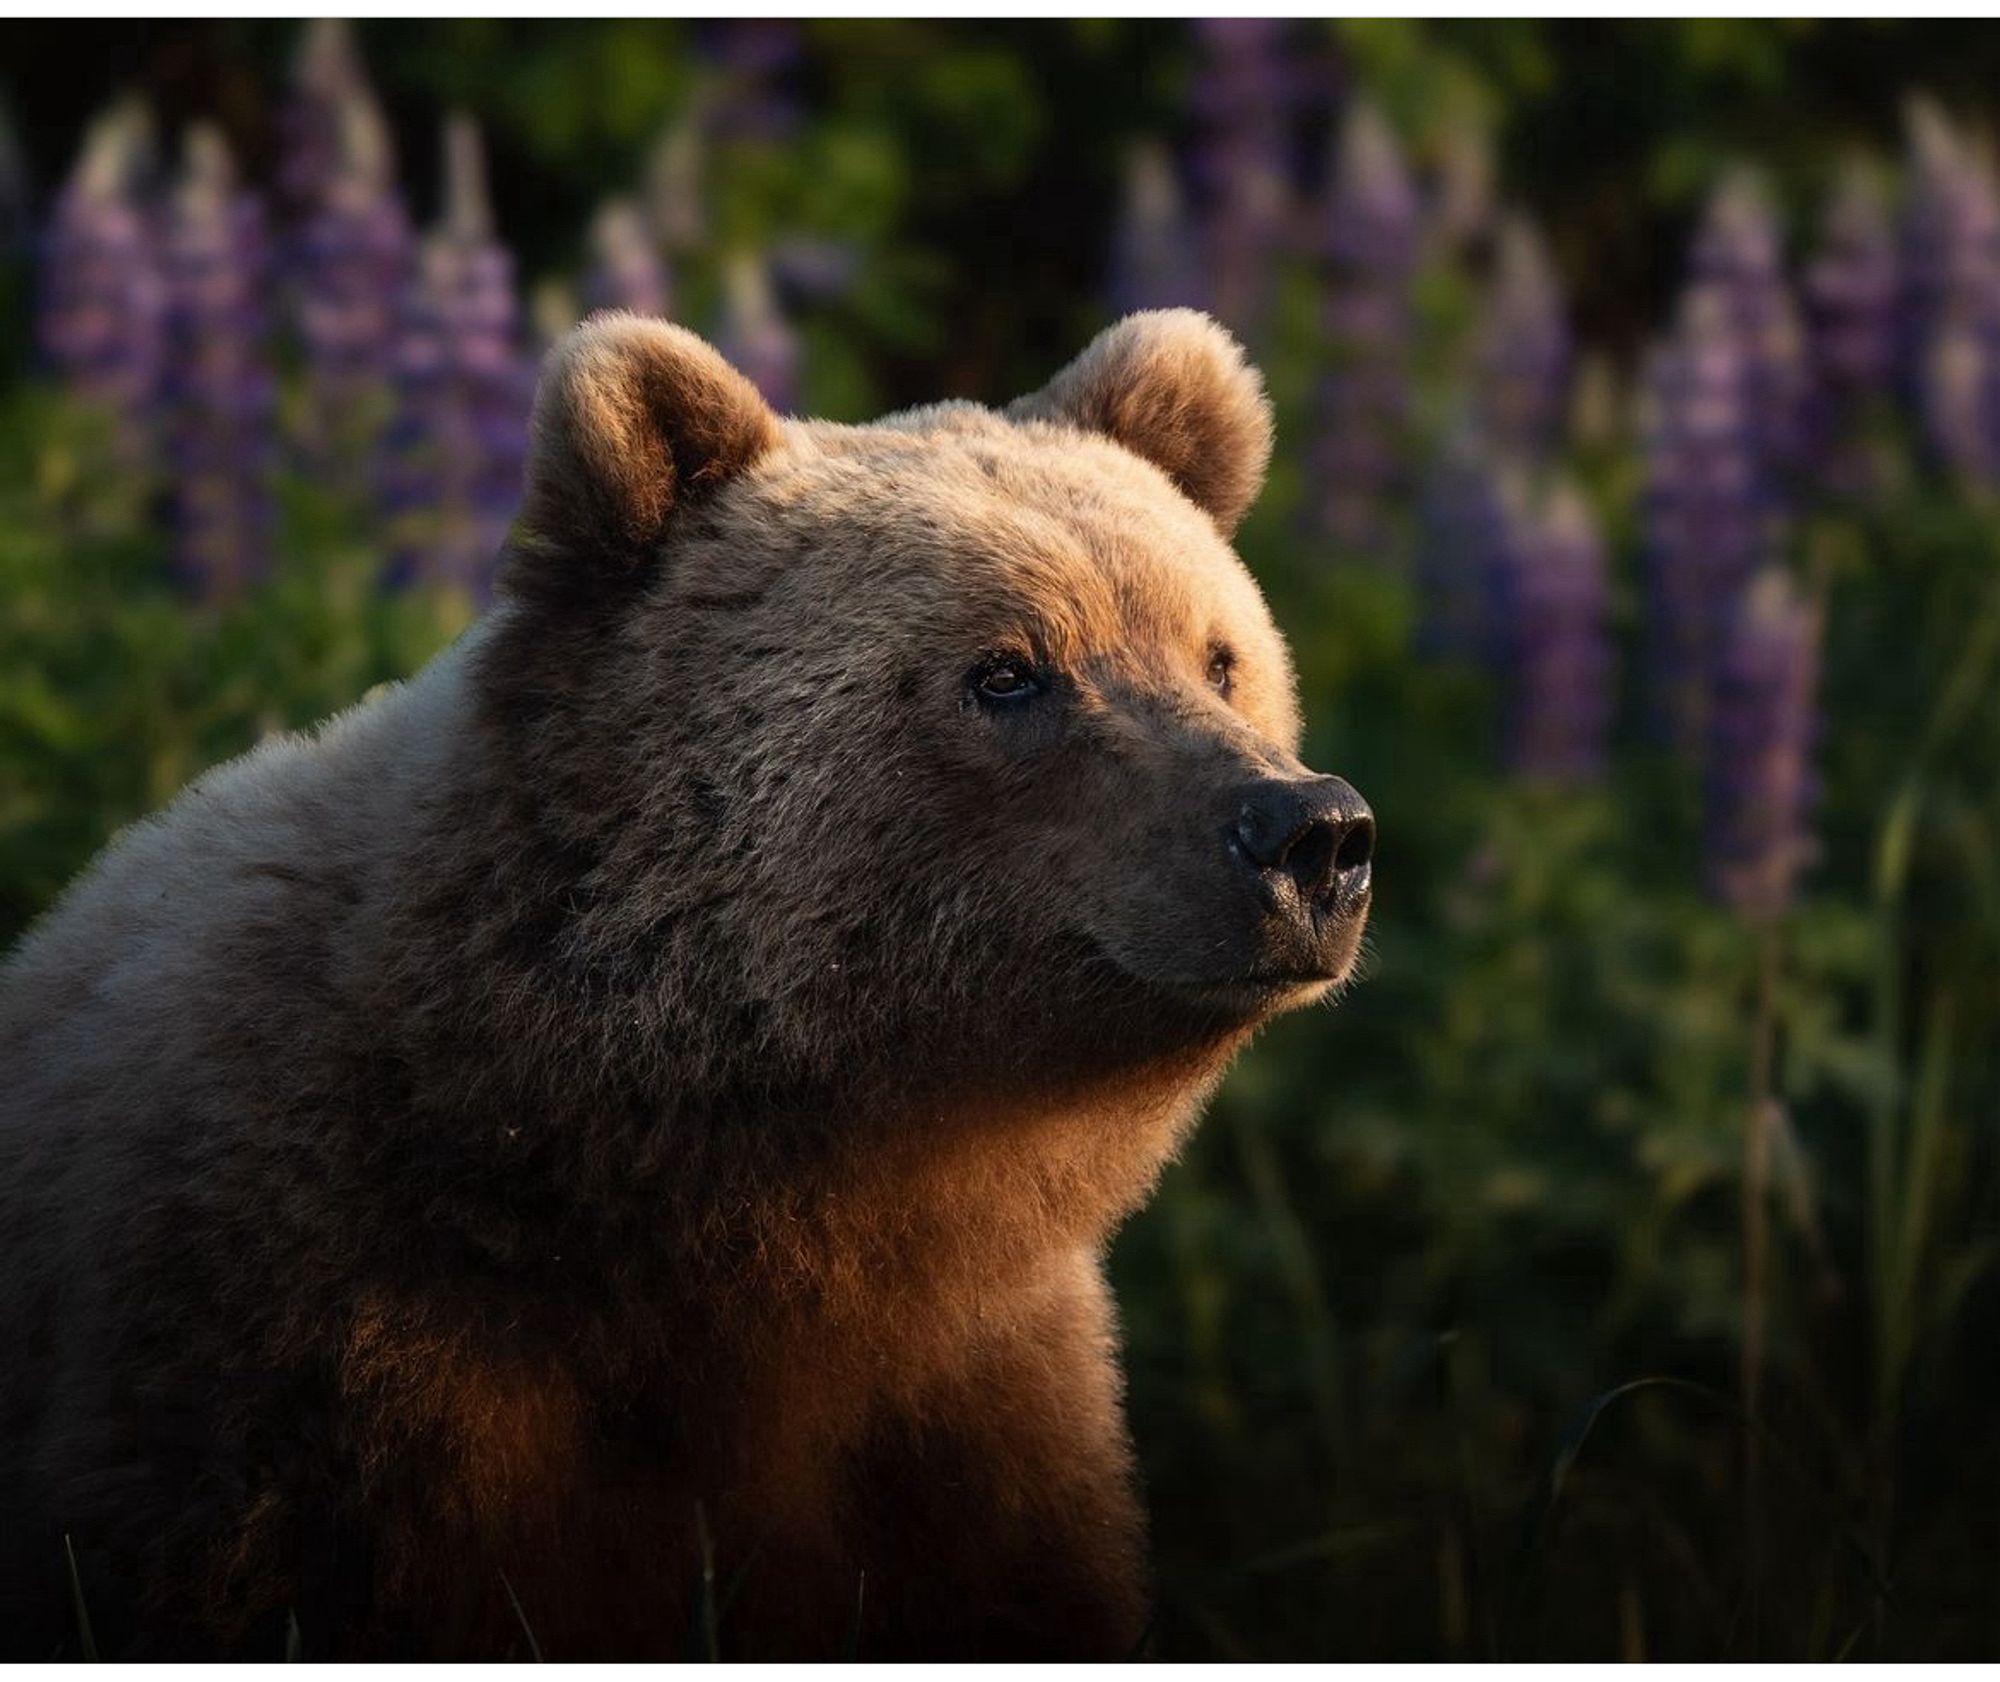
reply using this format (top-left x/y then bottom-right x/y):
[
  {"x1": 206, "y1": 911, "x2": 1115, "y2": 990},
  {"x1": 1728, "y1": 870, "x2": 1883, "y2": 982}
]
[{"x1": 1231, "y1": 776, "x2": 1374, "y2": 907}]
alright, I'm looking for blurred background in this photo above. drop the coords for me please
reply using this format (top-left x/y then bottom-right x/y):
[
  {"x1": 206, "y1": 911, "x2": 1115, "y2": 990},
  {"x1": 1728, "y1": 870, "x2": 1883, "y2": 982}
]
[{"x1": 3, "y1": 17, "x2": 1999, "y2": 1661}]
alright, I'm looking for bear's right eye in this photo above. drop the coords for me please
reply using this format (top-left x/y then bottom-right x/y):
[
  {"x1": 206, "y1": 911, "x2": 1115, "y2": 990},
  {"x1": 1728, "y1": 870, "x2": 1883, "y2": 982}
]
[{"x1": 969, "y1": 655, "x2": 1048, "y2": 707}]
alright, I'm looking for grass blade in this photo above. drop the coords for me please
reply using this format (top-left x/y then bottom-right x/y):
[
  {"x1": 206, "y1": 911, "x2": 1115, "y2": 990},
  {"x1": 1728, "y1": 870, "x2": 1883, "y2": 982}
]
[
  {"x1": 64, "y1": 1533, "x2": 99, "y2": 1662},
  {"x1": 499, "y1": 1569, "x2": 543, "y2": 1663}
]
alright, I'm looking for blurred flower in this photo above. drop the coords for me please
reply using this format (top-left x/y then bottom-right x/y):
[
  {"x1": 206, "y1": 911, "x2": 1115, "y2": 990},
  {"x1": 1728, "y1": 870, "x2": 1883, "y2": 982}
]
[
  {"x1": 1640, "y1": 286, "x2": 1787, "y2": 754},
  {"x1": 383, "y1": 114, "x2": 533, "y2": 597},
  {"x1": 1491, "y1": 479, "x2": 1614, "y2": 783},
  {"x1": 1308, "y1": 99, "x2": 1421, "y2": 550},
  {"x1": 1320, "y1": 97, "x2": 1421, "y2": 286},
  {"x1": 583, "y1": 197, "x2": 672, "y2": 320},
  {"x1": 1900, "y1": 99, "x2": 2000, "y2": 481},
  {"x1": 1474, "y1": 213, "x2": 1571, "y2": 457},
  {"x1": 1686, "y1": 170, "x2": 1811, "y2": 479},
  {"x1": 714, "y1": 250, "x2": 799, "y2": 413},
  {"x1": 1703, "y1": 568, "x2": 1821, "y2": 918},
  {"x1": 1803, "y1": 159, "x2": 1900, "y2": 493},
  {"x1": 279, "y1": 18, "x2": 373, "y2": 218},
  {"x1": 1187, "y1": 17, "x2": 1294, "y2": 338},
  {"x1": 289, "y1": 79, "x2": 415, "y2": 479},
  {"x1": 159, "y1": 124, "x2": 277, "y2": 597},
  {"x1": 1108, "y1": 140, "x2": 1205, "y2": 315},
  {"x1": 0, "y1": 92, "x2": 27, "y2": 254},
  {"x1": 1417, "y1": 442, "x2": 1613, "y2": 782},
  {"x1": 769, "y1": 235, "x2": 860, "y2": 303},
  {"x1": 644, "y1": 112, "x2": 707, "y2": 259},
  {"x1": 38, "y1": 102, "x2": 167, "y2": 462},
  {"x1": 699, "y1": 18, "x2": 805, "y2": 143},
  {"x1": 1429, "y1": 114, "x2": 1495, "y2": 257},
  {"x1": 1414, "y1": 431, "x2": 1509, "y2": 660}
]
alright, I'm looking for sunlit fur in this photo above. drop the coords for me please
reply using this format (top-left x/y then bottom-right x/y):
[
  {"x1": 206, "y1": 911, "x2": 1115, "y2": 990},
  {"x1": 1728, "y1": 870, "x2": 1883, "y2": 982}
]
[{"x1": 0, "y1": 311, "x2": 1366, "y2": 1658}]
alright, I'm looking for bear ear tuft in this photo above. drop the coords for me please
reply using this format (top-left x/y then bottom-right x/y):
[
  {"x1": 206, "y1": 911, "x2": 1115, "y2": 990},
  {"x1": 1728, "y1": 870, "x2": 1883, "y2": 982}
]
[
  {"x1": 510, "y1": 313, "x2": 780, "y2": 597},
  {"x1": 1005, "y1": 310, "x2": 1274, "y2": 534}
]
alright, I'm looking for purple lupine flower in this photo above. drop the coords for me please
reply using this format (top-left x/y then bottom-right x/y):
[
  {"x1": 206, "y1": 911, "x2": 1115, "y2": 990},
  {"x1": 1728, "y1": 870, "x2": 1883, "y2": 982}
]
[
  {"x1": 1491, "y1": 479, "x2": 1614, "y2": 783},
  {"x1": 1640, "y1": 285, "x2": 1788, "y2": 754},
  {"x1": 383, "y1": 114, "x2": 533, "y2": 597},
  {"x1": 1429, "y1": 115, "x2": 1495, "y2": 258},
  {"x1": 1307, "y1": 99, "x2": 1421, "y2": 550},
  {"x1": 1187, "y1": 17, "x2": 1293, "y2": 338},
  {"x1": 1802, "y1": 158, "x2": 1900, "y2": 493},
  {"x1": 1414, "y1": 431, "x2": 1510, "y2": 661},
  {"x1": 1685, "y1": 170, "x2": 1811, "y2": 480},
  {"x1": 1899, "y1": 101, "x2": 2000, "y2": 374},
  {"x1": 0, "y1": 93, "x2": 27, "y2": 255},
  {"x1": 644, "y1": 112, "x2": 707, "y2": 260},
  {"x1": 1475, "y1": 213, "x2": 1571, "y2": 456},
  {"x1": 278, "y1": 18, "x2": 372, "y2": 218},
  {"x1": 583, "y1": 197, "x2": 672, "y2": 320},
  {"x1": 1900, "y1": 99, "x2": 2000, "y2": 480},
  {"x1": 38, "y1": 103, "x2": 167, "y2": 463},
  {"x1": 1108, "y1": 140, "x2": 1205, "y2": 315},
  {"x1": 714, "y1": 251, "x2": 799, "y2": 413},
  {"x1": 699, "y1": 18, "x2": 805, "y2": 143},
  {"x1": 1703, "y1": 568, "x2": 1821, "y2": 918},
  {"x1": 769, "y1": 236, "x2": 860, "y2": 303},
  {"x1": 290, "y1": 86, "x2": 415, "y2": 478},
  {"x1": 159, "y1": 124, "x2": 277, "y2": 597}
]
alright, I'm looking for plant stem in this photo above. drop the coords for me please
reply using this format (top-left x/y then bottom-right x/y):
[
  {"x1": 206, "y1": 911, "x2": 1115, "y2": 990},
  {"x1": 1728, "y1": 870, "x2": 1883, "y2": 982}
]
[{"x1": 1742, "y1": 917, "x2": 1782, "y2": 1656}]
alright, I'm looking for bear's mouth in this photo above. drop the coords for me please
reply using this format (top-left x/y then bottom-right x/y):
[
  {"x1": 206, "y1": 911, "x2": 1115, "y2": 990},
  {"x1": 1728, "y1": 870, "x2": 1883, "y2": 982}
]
[{"x1": 1094, "y1": 915, "x2": 1369, "y2": 1022}]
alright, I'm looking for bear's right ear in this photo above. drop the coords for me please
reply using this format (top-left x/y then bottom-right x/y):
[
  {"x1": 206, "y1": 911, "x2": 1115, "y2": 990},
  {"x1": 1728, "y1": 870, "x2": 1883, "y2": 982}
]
[
  {"x1": 509, "y1": 313, "x2": 780, "y2": 601},
  {"x1": 1005, "y1": 309, "x2": 1274, "y2": 535}
]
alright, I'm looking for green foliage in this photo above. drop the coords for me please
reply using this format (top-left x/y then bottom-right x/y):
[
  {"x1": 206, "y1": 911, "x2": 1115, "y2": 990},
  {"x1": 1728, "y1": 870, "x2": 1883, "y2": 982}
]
[{"x1": 0, "y1": 390, "x2": 467, "y2": 938}]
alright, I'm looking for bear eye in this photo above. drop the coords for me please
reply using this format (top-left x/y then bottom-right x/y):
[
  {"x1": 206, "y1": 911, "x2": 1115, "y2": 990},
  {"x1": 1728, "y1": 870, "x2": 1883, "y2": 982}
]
[
  {"x1": 1206, "y1": 644, "x2": 1236, "y2": 698},
  {"x1": 970, "y1": 655, "x2": 1048, "y2": 707}
]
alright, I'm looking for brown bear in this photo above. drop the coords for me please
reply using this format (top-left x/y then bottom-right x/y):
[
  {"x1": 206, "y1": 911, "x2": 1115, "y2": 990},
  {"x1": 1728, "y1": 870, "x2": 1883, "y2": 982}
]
[{"x1": 0, "y1": 309, "x2": 1373, "y2": 1659}]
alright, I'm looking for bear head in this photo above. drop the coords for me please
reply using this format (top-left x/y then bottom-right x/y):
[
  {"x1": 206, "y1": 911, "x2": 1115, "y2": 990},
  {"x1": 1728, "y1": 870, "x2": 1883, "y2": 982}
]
[{"x1": 476, "y1": 309, "x2": 1373, "y2": 1112}]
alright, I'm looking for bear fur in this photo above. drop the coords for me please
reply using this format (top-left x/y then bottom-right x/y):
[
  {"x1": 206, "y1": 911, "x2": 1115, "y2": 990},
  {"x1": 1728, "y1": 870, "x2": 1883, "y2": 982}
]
[{"x1": 0, "y1": 310, "x2": 1370, "y2": 1658}]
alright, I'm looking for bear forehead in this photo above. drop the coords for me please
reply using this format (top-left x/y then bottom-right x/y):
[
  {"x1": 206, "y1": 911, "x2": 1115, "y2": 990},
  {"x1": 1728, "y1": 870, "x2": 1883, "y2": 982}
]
[{"x1": 683, "y1": 411, "x2": 1281, "y2": 664}]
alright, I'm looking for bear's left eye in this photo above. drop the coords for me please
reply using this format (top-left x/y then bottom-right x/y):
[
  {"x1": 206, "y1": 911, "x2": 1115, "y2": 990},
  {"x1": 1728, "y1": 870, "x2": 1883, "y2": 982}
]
[
  {"x1": 969, "y1": 654, "x2": 1049, "y2": 707},
  {"x1": 1206, "y1": 644, "x2": 1236, "y2": 699}
]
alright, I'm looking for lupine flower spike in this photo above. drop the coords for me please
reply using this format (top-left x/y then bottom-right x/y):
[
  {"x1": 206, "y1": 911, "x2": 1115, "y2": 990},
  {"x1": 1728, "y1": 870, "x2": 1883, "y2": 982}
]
[
  {"x1": 715, "y1": 250, "x2": 799, "y2": 414},
  {"x1": 583, "y1": 198, "x2": 672, "y2": 322},
  {"x1": 1414, "y1": 431, "x2": 1509, "y2": 661},
  {"x1": 1901, "y1": 101, "x2": 2000, "y2": 485},
  {"x1": 1430, "y1": 114, "x2": 1495, "y2": 258},
  {"x1": 384, "y1": 114, "x2": 532, "y2": 597},
  {"x1": 1108, "y1": 140, "x2": 1205, "y2": 316},
  {"x1": 1475, "y1": 214, "x2": 1571, "y2": 458},
  {"x1": 289, "y1": 60, "x2": 414, "y2": 478},
  {"x1": 38, "y1": 102, "x2": 167, "y2": 466},
  {"x1": 1640, "y1": 286, "x2": 1786, "y2": 754},
  {"x1": 159, "y1": 124, "x2": 278, "y2": 597},
  {"x1": 1187, "y1": 18, "x2": 1293, "y2": 340},
  {"x1": 1803, "y1": 159, "x2": 1900, "y2": 494},
  {"x1": 279, "y1": 19, "x2": 372, "y2": 219},
  {"x1": 1704, "y1": 568, "x2": 1822, "y2": 919},
  {"x1": 1309, "y1": 99, "x2": 1420, "y2": 550},
  {"x1": 1493, "y1": 480, "x2": 1614, "y2": 783},
  {"x1": 1685, "y1": 170, "x2": 1811, "y2": 484}
]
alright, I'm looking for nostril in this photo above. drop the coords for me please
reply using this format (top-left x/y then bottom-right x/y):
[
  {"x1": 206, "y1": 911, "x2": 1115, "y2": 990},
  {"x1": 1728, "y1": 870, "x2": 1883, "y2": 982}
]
[
  {"x1": 1334, "y1": 815, "x2": 1374, "y2": 877},
  {"x1": 1279, "y1": 820, "x2": 1337, "y2": 902}
]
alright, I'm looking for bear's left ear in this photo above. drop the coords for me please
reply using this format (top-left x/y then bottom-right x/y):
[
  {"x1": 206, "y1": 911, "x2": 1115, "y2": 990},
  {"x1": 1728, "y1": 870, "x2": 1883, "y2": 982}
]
[
  {"x1": 509, "y1": 312, "x2": 780, "y2": 602},
  {"x1": 1006, "y1": 309, "x2": 1274, "y2": 534}
]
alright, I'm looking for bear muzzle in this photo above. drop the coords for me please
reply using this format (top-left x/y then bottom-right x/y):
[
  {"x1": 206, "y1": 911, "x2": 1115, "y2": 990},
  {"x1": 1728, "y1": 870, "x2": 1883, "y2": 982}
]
[{"x1": 1222, "y1": 772, "x2": 1374, "y2": 985}]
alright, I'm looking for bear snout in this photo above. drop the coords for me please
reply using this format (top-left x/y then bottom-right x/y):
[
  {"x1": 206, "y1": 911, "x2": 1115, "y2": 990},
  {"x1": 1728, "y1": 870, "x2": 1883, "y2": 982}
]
[{"x1": 1227, "y1": 773, "x2": 1374, "y2": 958}]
